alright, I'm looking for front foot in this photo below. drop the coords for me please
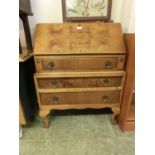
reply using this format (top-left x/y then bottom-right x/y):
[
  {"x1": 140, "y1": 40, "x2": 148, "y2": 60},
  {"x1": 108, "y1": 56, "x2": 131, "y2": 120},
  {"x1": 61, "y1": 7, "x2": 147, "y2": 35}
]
[
  {"x1": 39, "y1": 110, "x2": 50, "y2": 128},
  {"x1": 111, "y1": 107, "x2": 120, "y2": 124},
  {"x1": 42, "y1": 117, "x2": 49, "y2": 128}
]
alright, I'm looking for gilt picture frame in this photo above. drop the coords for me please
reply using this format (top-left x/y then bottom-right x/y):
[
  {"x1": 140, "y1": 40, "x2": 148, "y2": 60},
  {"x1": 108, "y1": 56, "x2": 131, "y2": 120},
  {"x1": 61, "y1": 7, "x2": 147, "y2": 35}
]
[{"x1": 62, "y1": 0, "x2": 112, "y2": 22}]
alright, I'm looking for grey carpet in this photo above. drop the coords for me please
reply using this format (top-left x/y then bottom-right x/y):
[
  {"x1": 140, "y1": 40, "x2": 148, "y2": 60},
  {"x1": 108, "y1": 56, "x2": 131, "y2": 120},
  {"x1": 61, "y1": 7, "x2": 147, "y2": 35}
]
[{"x1": 20, "y1": 114, "x2": 134, "y2": 155}]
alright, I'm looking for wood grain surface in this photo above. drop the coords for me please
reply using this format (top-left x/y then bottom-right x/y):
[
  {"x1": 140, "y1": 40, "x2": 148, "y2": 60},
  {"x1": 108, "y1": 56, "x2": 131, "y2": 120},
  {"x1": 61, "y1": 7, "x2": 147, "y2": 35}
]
[
  {"x1": 37, "y1": 77, "x2": 122, "y2": 89},
  {"x1": 118, "y1": 33, "x2": 135, "y2": 131},
  {"x1": 34, "y1": 23, "x2": 126, "y2": 55},
  {"x1": 34, "y1": 55, "x2": 125, "y2": 72},
  {"x1": 33, "y1": 23, "x2": 126, "y2": 127},
  {"x1": 40, "y1": 91, "x2": 120, "y2": 105},
  {"x1": 35, "y1": 71, "x2": 125, "y2": 89}
]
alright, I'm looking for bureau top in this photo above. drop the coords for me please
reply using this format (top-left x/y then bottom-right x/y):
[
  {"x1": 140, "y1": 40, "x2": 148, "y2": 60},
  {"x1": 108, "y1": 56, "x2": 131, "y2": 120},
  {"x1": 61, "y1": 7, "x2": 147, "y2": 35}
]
[{"x1": 34, "y1": 23, "x2": 126, "y2": 55}]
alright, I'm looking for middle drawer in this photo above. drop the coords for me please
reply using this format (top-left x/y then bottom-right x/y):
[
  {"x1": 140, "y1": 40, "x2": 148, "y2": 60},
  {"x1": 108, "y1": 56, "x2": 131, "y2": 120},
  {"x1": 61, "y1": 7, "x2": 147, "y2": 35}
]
[
  {"x1": 37, "y1": 77, "x2": 122, "y2": 89},
  {"x1": 34, "y1": 71, "x2": 125, "y2": 89}
]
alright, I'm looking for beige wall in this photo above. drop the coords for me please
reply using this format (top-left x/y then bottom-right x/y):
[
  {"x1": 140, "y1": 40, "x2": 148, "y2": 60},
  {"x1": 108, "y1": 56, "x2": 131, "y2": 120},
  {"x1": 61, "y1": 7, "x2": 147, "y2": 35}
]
[
  {"x1": 20, "y1": 0, "x2": 135, "y2": 46},
  {"x1": 111, "y1": 0, "x2": 134, "y2": 32}
]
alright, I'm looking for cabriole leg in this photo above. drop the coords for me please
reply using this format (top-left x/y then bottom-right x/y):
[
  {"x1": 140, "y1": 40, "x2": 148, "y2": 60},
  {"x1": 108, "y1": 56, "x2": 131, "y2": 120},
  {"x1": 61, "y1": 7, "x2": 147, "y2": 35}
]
[
  {"x1": 39, "y1": 110, "x2": 50, "y2": 128},
  {"x1": 111, "y1": 107, "x2": 120, "y2": 124}
]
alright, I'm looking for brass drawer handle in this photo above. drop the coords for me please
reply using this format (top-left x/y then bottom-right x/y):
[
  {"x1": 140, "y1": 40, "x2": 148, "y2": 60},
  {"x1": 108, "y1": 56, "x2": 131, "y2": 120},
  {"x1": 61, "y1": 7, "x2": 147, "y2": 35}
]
[
  {"x1": 52, "y1": 96, "x2": 59, "y2": 104},
  {"x1": 105, "y1": 61, "x2": 112, "y2": 69},
  {"x1": 47, "y1": 61, "x2": 54, "y2": 69},
  {"x1": 51, "y1": 80, "x2": 58, "y2": 88},
  {"x1": 103, "y1": 79, "x2": 109, "y2": 86},
  {"x1": 102, "y1": 95, "x2": 109, "y2": 103}
]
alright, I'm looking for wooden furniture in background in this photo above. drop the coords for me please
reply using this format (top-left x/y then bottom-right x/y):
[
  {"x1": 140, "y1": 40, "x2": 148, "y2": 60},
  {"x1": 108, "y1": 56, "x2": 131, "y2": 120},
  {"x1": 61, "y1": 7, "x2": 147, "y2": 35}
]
[
  {"x1": 33, "y1": 23, "x2": 126, "y2": 128},
  {"x1": 19, "y1": 0, "x2": 38, "y2": 123},
  {"x1": 19, "y1": 57, "x2": 38, "y2": 122},
  {"x1": 19, "y1": 99, "x2": 26, "y2": 125},
  {"x1": 118, "y1": 33, "x2": 135, "y2": 131},
  {"x1": 19, "y1": 0, "x2": 33, "y2": 61}
]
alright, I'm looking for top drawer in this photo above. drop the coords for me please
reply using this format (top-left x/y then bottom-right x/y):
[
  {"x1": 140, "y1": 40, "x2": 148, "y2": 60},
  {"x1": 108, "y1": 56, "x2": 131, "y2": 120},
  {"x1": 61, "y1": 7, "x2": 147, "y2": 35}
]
[{"x1": 35, "y1": 55, "x2": 125, "y2": 72}]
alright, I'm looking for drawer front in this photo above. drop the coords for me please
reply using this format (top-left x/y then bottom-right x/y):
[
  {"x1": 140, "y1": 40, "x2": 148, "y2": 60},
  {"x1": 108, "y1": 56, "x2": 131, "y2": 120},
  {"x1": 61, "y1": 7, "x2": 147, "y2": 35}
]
[
  {"x1": 40, "y1": 91, "x2": 120, "y2": 105},
  {"x1": 35, "y1": 55, "x2": 125, "y2": 72},
  {"x1": 37, "y1": 77, "x2": 122, "y2": 89}
]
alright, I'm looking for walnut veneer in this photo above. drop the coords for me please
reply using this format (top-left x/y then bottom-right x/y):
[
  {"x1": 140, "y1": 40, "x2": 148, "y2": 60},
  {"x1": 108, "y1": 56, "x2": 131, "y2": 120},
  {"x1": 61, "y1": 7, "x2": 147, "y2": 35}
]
[
  {"x1": 33, "y1": 23, "x2": 126, "y2": 128},
  {"x1": 118, "y1": 34, "x2": 135, "y2": 131}
]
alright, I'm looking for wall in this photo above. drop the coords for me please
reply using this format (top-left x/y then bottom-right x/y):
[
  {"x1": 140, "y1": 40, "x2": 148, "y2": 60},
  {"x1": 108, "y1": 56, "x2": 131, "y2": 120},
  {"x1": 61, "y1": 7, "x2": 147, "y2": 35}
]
[
  {"x1": 111, "y1": 0, "x2": 134, "y2": 32},
  {"x1": 20, "y1": 0, "x2": 135, "y2": 46}
]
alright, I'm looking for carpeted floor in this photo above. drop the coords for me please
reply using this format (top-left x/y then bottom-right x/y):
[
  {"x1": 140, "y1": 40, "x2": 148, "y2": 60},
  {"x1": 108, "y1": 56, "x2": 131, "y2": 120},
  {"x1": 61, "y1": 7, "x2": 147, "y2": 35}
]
[{"x1": 20, "y1": 114, "x2": 135, "y2": 155}]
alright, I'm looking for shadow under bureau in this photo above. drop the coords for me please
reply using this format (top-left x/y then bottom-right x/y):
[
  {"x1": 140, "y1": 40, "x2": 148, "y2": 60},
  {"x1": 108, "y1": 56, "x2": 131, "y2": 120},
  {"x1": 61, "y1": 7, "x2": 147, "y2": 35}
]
[{"x1": 33, "y1": 23, "x2": 126, "y2": 128}]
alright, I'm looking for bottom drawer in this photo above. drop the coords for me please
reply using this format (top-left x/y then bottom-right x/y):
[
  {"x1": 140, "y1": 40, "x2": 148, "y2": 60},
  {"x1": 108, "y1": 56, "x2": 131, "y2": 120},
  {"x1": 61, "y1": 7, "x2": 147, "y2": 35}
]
[{"x1": 40, "y1": 91, "x2": 120, "y2": 105}]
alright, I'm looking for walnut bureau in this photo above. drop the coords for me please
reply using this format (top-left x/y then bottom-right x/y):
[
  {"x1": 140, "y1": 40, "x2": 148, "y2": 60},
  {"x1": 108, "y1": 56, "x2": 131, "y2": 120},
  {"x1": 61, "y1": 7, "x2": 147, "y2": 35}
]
[{"x1": 33, "y1": 23, "x2": 126, "y2": 128}]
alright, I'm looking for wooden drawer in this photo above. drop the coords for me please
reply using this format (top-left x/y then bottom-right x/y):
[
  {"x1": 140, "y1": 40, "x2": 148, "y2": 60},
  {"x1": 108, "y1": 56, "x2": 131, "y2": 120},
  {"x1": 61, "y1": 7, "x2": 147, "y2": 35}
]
[
  {"x1": 34, "y1": 71, "x2": 125, "y2": 89},
  {"x1": 37, "y1": 77, "x2": 122, "y2": 89},
  {"x1": 39, "y1": 91, "x2": 121, "y2": 105},
  {"x1": 35, "y1": 55, "x2": 125, "y2": 72}
]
